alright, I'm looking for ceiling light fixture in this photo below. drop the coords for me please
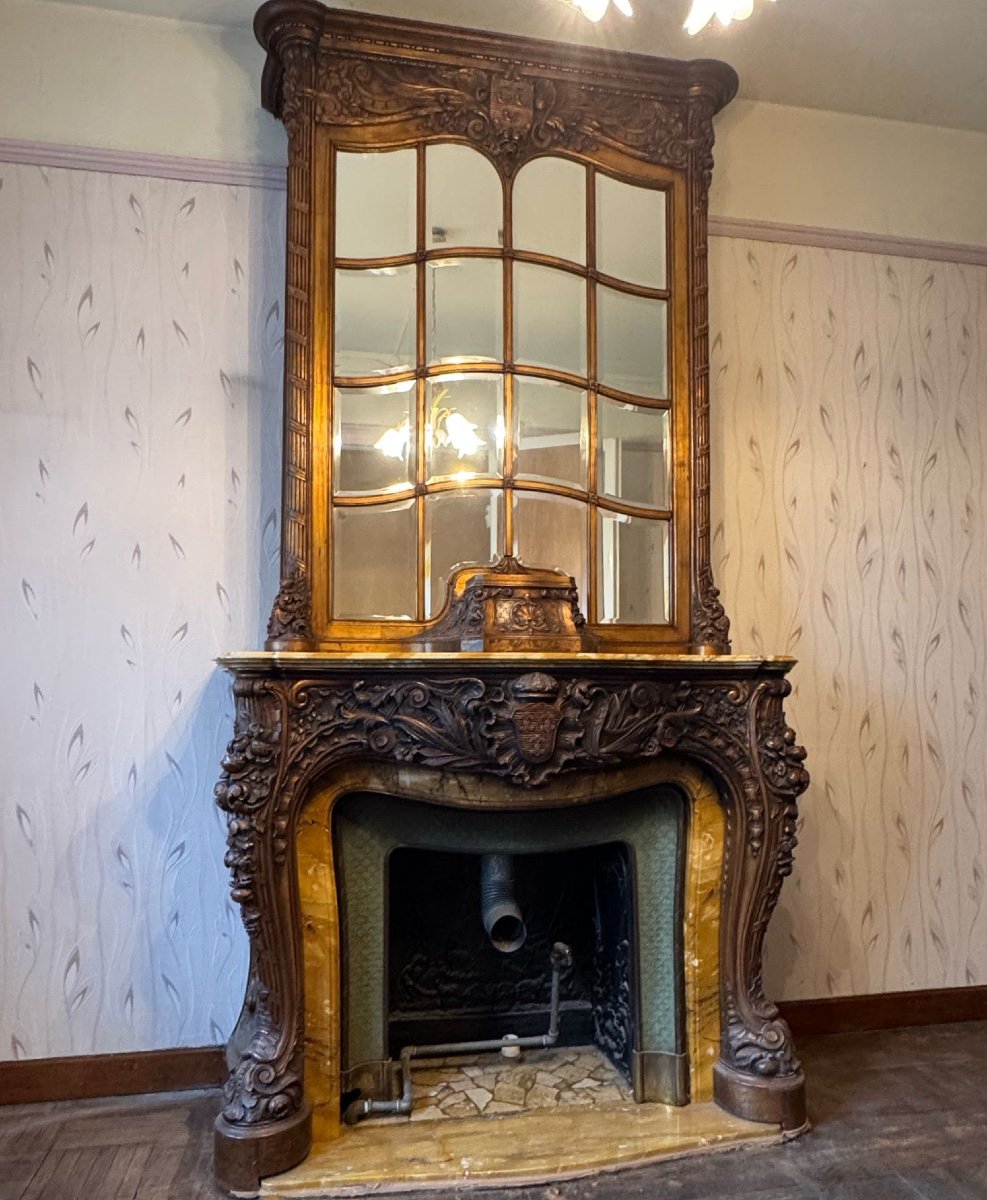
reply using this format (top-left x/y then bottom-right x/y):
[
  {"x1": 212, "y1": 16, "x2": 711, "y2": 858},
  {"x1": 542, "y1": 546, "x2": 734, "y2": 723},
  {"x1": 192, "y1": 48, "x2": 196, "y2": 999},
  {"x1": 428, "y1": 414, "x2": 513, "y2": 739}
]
[
  {"x1": 563, "y1": 0, "x2": 775, "y2": 33},
  {"x1": 565, "y1": 0, "x2": 632, "y2": 23},
  {"x1": 683, "y1": 0, "x2": 775, "y2": 35}
]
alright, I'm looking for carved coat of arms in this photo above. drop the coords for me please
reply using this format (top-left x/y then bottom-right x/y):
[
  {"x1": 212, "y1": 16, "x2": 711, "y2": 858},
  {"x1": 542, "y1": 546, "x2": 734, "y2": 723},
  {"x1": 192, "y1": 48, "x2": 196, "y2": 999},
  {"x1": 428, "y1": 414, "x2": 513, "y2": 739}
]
[{"x1": 490, "y1": 73, "x2": 535, "y2": 139}]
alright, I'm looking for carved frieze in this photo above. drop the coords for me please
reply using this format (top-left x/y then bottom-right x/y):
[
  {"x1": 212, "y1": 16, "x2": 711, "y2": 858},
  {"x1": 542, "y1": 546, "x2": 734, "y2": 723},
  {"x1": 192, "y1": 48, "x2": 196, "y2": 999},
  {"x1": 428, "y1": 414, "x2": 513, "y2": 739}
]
[{"x1": 305, "y1": 54, "x2": 699, "y2": 176}]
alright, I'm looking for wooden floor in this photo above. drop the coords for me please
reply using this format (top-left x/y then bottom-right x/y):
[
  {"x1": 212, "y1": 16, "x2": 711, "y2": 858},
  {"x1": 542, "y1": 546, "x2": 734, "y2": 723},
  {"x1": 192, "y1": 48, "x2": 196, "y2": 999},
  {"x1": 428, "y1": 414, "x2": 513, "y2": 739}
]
[{"x1": 2, "y1": 1021, "x2": 986, "y2": 1199}]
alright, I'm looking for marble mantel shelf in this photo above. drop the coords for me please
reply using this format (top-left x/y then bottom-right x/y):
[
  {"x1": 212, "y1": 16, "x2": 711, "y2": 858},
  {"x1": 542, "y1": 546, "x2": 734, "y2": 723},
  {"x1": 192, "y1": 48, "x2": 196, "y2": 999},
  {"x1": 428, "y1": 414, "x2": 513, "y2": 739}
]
[{"x1": 218, "y1": 652, "x2": 797, "y2": 674}]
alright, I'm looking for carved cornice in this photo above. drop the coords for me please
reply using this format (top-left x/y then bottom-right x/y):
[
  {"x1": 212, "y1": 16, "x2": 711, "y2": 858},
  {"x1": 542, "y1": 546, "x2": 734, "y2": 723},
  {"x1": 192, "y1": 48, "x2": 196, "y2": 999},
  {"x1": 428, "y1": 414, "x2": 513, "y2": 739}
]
[{"x1": 255, "y1": 2, "x2": 737, "y2": 176}]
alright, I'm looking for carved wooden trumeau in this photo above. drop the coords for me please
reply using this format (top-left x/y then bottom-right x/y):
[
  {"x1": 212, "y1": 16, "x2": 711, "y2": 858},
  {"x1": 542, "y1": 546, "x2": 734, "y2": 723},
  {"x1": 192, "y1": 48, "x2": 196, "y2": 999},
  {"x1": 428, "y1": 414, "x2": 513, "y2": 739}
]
[
  {"x1": 211, "y1": 5, "x2": 810, "y2": 1194},
  {"x1": 254, "y1": 0, "x2": 738, "y2": 654}
]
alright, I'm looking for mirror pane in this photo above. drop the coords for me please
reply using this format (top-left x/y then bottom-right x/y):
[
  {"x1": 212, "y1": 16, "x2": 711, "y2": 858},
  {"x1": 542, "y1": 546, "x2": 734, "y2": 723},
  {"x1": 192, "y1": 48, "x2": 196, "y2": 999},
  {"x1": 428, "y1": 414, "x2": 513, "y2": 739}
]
[
  {"x1": 514, "y1": 378, "x2": 587, "y2": 490},
  {"x1": 513, "y1": 157, "x2": 586, "y2": 263},
  {"x1": 427, "y1": 258, "x2": 503, "y2": 366},
  {"x1": 514, "y1": 491, "x2": 588, "y2": 604},
  {"x1": 425, "y1": 489, "x2": 505, "y2": 617},
  {"x1": 597, "y1": 399, "x2": 670, "y2": 510},
  {"x1": 333, "y1": 383, "x2": 416, "y2": 496},
  {"x1": 426, "y1": 374, "x2": 503, "y2": 483},
  {"x1": 427, "y1": 144, "x2": 502, "y2": 249},
  {"x1": 336, "y1": 149, "x2": 416, "y2": 259},
  {"x1": 333, "y1": 500, "x2": 417, "y2": 619},
  {"x1": 596, "y1": 174, "x2": 666, "y2": 287},
  {"x1": 335, "y1": 266, "x2": 416, "y2": 378},
  {"x1": 597, "y1": 286, "x2": 666, "y2": 398},
  {"x1": 514, "y1": 264, "x2": 586, "y2": 376},
  {"x1": 597, "y1": 511, "x2": 670, "y2": 624}
]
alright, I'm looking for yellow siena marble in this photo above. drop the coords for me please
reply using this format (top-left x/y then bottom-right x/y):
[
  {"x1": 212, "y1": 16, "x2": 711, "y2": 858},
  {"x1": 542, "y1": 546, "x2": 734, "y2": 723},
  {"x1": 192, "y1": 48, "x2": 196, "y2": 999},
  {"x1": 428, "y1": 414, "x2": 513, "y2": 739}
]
[
  {"x1": 260, "y1": 1102, "x2": 782, "y2": 1196},
  {"x1": 682, "y1": 770, "x2": 726, "y2": 1103},
  {"x1": 294, "y1": 755, "x2": 727, "y2": 1145}
]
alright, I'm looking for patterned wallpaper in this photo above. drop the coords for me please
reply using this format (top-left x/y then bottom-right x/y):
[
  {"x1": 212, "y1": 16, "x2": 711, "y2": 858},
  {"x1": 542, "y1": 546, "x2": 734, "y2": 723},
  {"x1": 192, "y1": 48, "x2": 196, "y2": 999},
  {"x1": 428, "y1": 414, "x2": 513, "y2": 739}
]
[
  {"x1": 710, "y1": 238, "x2": 987, "y2": 1000},
  {"x1": 2, "y1": 159, "x2": 985, "y2": 1060},
  {"x1": 0, "y1": 162, "x2": 284, "y2": 1057}
]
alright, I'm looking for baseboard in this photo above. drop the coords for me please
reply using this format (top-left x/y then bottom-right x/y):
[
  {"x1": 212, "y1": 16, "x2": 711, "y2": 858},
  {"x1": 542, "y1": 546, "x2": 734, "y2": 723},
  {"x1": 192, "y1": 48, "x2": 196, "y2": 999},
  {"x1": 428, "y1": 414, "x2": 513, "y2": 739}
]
[
  {"x1": 780, "y1": 985, "x2": 987, "y2": 1037},
  {"x1": 3, "y1": 988, "x2": 985, "y2": 1106},
  {"x1": 0, "y1": 1045, "x2": 225, "y2": 1106}
]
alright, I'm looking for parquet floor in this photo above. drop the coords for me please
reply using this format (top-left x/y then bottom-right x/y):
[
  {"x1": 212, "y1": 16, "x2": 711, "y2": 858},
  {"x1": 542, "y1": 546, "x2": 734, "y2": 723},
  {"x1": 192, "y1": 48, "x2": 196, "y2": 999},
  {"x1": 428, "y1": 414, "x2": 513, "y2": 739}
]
[{"x1": 2, "y1": 1021, "x2": 986, "y2": 1200}]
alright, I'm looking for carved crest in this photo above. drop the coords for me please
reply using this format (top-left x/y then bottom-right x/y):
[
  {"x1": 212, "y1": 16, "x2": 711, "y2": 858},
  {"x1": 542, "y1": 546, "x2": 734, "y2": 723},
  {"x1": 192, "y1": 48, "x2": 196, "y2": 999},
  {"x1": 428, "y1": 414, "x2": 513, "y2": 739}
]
[
  {"x1": 511, "y1": 702, "x2": 563, "y2": 763},
  {"x1": 510, "y1": 671, "x2": 564, "y2": 763},
  {"x1": 490, "y1": 71, "x2": 535, "y2": 139}
]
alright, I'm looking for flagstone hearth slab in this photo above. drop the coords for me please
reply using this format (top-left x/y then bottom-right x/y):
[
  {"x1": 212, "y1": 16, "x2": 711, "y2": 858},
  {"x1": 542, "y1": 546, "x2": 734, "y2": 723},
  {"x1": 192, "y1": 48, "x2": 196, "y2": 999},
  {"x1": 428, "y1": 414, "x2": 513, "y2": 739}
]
[{"x1": 260, "y1": 1101, "x2": 784, "y2": 1197}]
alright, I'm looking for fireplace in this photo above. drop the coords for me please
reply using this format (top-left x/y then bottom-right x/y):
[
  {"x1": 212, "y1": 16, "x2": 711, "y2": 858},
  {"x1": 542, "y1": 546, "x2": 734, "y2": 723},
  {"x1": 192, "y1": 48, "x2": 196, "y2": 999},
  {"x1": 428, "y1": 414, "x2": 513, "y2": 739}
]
[
  {"x1": 333, "y1": 784, "x2": 685, "y2": 1112},
  {"x1": 211, "y1": 4, "x2": 810, "y2": 1195},
  {"x1": 215, "y1": 650, "x2": 807, "y2": 1193}
]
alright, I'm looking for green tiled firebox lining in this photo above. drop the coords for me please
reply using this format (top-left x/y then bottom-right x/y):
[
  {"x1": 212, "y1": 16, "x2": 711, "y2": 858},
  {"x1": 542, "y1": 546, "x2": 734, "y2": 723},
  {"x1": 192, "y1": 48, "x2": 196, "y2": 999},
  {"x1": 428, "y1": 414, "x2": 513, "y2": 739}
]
[{"x1": 335, "y1": 787, "x2": 684, "y2": 1071}]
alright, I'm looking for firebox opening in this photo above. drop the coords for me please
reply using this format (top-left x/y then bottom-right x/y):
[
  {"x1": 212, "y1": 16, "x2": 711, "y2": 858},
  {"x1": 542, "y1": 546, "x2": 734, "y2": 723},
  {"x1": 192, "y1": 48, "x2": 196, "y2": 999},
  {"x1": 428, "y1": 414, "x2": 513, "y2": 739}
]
[
  {"x1": 386, "y1": 842, "x2": 637, "y2": 1086},
  {"x1": 333, "y1": 784, "x2": 688, "y2": 1113}
]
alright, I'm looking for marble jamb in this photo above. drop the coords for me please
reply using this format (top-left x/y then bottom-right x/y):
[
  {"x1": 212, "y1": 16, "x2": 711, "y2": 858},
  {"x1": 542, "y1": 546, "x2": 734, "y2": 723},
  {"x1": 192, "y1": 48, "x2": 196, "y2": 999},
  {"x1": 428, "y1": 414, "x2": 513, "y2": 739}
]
[
  {"x1": 296, "y1": 757, "x2": 726, "y2": 1149},
  {"x1": 682, "y1": 767, "x2": 725, "y2": 1102}
]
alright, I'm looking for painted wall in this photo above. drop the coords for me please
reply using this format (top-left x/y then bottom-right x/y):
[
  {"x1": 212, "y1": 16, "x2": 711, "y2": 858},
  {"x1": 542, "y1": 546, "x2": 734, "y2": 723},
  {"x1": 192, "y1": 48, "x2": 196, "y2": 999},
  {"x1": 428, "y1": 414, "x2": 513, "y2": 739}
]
[
  {"x1": 4, "y1": 0, "x2": 987, "y2": 245},
  {"x1": 2, "y1": 0, "x2": 987, "y2": 1060},
  {"x1": 0, "y1": 162, "x2": 283, "y2": 1057},
  {"x1": 709, "y1": 238, "x2": 987, "y2": 1000},
  {"x1": 3, "y1": 156, "x2": 985, "y2": 1061}
]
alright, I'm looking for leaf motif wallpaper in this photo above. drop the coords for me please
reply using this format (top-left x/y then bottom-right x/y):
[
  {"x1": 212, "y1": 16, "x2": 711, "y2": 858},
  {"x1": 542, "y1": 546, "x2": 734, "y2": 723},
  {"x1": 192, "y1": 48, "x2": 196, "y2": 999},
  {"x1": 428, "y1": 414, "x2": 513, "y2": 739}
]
[
  {"x1": 2, "y1": 159, "x2": 986, "y2": 1061},
  {"x1": 710, "y1": 238, "x2": 987, "y2": 1000},
  {"x1": 0, "y1": 163, "x2": 284, "y2": 1057}
]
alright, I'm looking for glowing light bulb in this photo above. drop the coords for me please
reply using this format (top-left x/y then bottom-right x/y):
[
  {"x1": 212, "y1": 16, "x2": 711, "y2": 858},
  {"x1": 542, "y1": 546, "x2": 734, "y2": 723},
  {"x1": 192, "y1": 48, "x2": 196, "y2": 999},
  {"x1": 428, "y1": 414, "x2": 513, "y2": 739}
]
[
  {"x1": 684, "y1": 0, "x2": 774, "y2": 36},
  {"x1": 443, "y1": 411, "x2": 485, "y2": 458},
  {"x1": 373, "y1": 418, "x2": 410, "y2": 460},
  {"x1": 566, "y1": 0, "x2": 632, "y2": 21}
]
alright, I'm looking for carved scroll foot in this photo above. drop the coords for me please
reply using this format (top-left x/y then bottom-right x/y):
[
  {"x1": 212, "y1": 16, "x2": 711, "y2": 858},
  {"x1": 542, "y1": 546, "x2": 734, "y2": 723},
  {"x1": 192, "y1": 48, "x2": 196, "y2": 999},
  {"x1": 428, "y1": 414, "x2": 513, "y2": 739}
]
[
  {"x1": 713, "y1": 1060, "x2": 806, "y2": 1131},
  {"x1": 214, "y1": 1103, "x2": 312, "y2": 1198}
]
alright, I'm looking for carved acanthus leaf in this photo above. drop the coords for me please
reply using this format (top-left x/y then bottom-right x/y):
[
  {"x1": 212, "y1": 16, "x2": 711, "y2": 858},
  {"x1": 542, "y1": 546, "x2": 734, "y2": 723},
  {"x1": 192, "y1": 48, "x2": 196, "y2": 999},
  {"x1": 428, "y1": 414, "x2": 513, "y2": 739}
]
[
  {"x1": 266, "y1": 565, "x2": 313, "y2": 644},
  {"x1": 222, "y1": 1017, "x2": 304, "y2": 1125}
]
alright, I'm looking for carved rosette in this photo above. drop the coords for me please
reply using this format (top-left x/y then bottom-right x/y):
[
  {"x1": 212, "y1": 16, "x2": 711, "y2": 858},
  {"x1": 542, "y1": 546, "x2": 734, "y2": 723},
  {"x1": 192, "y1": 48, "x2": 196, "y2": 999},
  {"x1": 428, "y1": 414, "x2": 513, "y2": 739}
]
[{"x1": 215, "y1": 660, "x2": 807, "y2": 1140}]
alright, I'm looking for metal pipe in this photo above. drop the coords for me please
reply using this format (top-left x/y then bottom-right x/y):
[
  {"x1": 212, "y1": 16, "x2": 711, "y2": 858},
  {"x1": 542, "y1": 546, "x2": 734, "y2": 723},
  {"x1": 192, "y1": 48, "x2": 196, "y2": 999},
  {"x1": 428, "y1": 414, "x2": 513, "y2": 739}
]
[
  {"x1": 346, "y1": 943, "x2": 572, "y2": 1124},
  {"x1": 480, "y1": 852, "x2": 527, "y2": 953}
]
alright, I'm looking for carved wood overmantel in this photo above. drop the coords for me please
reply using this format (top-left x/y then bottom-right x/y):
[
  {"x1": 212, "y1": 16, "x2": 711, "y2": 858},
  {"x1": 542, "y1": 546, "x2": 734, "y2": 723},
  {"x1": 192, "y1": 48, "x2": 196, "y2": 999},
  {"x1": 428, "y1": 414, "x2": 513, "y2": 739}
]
[{"x1": 254, "y1": 0, "x2": 737, "y2": 654}]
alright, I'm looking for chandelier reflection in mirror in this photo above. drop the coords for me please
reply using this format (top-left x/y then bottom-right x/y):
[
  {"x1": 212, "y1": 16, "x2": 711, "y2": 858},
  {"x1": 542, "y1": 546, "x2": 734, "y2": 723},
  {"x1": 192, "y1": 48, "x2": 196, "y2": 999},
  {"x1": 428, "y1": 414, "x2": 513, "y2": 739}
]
[
  {"x1": 373, "y1": 384, "x2": 494, "y2": 468},
  {"x1": 563, "y1": 0, "x2": 777, "y2": 33}
]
